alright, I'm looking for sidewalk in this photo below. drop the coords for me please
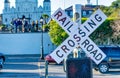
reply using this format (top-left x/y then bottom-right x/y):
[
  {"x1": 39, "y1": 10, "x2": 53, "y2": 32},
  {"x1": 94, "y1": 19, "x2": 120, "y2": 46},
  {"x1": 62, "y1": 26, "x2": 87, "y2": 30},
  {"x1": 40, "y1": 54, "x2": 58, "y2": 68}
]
[
  {"x1": 1, "y1": 55, "x2": 66, "y2": 78},
  {"x1": 1, "y1": 55, "x2": 120, "y2": 78},
  {"x1": 0, "y1": 55, "x2": 40, "y2": 78}
]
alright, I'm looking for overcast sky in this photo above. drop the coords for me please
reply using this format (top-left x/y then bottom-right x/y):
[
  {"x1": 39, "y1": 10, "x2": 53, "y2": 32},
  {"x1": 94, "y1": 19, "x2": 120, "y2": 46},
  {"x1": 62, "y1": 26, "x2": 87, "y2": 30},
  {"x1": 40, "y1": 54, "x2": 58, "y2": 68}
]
[{"x1": 0, "y1": 0, "x2": 116, "y2": 14}]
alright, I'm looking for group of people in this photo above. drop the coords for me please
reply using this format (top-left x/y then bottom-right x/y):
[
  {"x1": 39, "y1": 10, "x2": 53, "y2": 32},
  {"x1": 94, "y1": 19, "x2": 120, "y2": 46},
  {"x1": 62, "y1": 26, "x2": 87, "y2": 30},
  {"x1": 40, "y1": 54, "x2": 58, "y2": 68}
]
[{"x1": 10, "y1": 18, "x2": 40, "y2": 33}]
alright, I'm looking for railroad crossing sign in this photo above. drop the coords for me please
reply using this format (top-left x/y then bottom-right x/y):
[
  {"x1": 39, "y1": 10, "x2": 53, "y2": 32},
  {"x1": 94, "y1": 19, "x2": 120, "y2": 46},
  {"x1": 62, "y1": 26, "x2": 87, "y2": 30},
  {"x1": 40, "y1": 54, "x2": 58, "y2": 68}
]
[{"x1": 50, "y1": 8, "x2": 107, "y2": 64}]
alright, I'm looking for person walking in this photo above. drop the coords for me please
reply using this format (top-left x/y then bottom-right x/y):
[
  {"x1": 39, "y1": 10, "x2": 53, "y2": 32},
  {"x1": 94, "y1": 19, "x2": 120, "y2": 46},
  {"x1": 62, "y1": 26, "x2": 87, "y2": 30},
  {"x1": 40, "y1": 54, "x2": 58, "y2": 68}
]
[
  {"x1": 31, "y1": 21, "x2": 35, "y2": 32},
  {"x1": 35, "y1": 20, "x2": 39, "y2": 32},
  {"x1": 18, "y1": 19, "x2": 22, "y2": 32},
  {"x1": 13, "y1": 19, "x2": 18, "y2": 33},
  {"x1": 22, "y1": 19, "x2": 28, "y2": 32}
]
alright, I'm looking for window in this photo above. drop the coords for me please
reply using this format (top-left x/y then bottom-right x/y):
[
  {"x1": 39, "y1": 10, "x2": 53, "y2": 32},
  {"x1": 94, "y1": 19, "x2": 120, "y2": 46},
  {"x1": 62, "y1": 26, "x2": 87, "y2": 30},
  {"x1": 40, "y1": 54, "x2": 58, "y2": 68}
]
[
  {"x1": 109, "y1": 48, "x2": 120, "y2": 57},
  {"x1": 34, "y1": 7, "x2": 36, "y2": 11},
  {"x1": 18, "y1": 7, "x2": 20, "y2": 11},
  {"x1": 26, "y1": 8, "x2": 27, "y2": 11},
  {"x1": 89, "y1": 11, "x2": 92, "y2": 14},
  {"x1": 83, "y1": 11, "x2": 86, "y2": 16},
  {"x1": 46, "y1": 6, "x2": 48, "y2": 10},
  {"x1": 5, "y1": 18, "x2": 7, "y2": 22},
  {"x1": 100, "y1": 47, "x2": 120, "y2": 57},
  {"x1": 67, "y1": 12, "x2": 70, "y2": 16},
  {"x1": 5, "y1": 8, "x2": 7, "y2": 12},
  {"x1": 70, "y1": 12, "x2": 73, "y2": 17}
]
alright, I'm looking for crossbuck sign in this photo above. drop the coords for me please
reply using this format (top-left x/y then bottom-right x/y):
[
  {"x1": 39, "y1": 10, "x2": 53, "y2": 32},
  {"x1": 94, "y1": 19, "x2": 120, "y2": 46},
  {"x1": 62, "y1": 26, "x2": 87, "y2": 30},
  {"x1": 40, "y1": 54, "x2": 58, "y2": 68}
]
[{"x1": 50, "y1": 8, "x2": 107, "y2": 65}]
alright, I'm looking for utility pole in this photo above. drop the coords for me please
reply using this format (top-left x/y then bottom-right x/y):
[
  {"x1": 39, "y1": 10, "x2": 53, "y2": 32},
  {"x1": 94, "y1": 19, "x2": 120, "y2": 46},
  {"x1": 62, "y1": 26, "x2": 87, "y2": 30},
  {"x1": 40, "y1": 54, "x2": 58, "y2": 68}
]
[{"x1": 96, "y1": 0, "x2": 98, "y2": 5}]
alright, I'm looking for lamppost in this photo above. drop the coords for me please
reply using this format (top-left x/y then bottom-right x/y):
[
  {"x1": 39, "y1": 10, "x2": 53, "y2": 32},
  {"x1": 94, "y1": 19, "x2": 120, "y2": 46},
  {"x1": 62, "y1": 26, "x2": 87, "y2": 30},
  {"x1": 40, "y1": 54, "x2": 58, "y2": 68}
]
[{"x1": 40, "y1": 16, "x2": 44, "y2": 60}]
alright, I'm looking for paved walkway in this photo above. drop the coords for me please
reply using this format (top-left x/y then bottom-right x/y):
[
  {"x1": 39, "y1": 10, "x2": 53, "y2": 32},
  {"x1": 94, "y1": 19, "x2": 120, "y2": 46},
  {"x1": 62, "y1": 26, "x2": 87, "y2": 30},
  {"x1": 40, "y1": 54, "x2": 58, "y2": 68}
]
[
  {"x1": 0, "y1": 55, "x2": 40, "y2": 78},
  {"x1": 1, "y1": 55, "x2": 120, "y2": 78},
  {"x1": 0, "y1": 55, "x2": 66, "y2": 78}
]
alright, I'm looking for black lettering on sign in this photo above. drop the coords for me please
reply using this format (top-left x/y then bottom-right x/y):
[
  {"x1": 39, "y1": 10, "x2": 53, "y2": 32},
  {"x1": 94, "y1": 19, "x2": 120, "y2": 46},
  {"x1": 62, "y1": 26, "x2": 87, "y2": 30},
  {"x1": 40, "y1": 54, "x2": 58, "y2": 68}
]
[
  {"x1": 84, "y1": 25, "x2": 90, "y2": 32},
  {"x1": 64, "y1": 21, "x2": 70, "y2": 27},
  {"x1": 54, "y1": 11, "x2": 62, "y2": 19},
  {"x1": 67, "y1": 24, "x2": 73, "y2": 33},
  {"x1": 87, "y1": 44, "x2": 94, "y2": 52},
  {"x1": 90, "y1": 49, "x2": 98, "y2": 57},
  {"x1": 73, "y1": 34, "x2": 81, "y2": 42},
  {"x1": 56, "y1": 50, "x2": 64, "y2": 58},
  {"x1": 68, "y1": 39, "x2": 75, "y2": 47},
  {"x1": 81, "y1": 39, "x2": 90, "y2": 48},
  {"x1": 88, "y1": 19, "x2": 96, "y2": 28},
  {"x1": 95, "y1": 14, "x2": 102, "y2": 22},
  {"x1": 78, "y1": 29, "x2": 86, "y2": 37},
  {"x1": 95, "y1": 53, "x2": 103, "y2": 61},
  {"x1": 59, "y1": 17, "x2": 67, "y2": 25},
  {"x1": 61, "y1": 45, "x2": 70, "y2": 53}
]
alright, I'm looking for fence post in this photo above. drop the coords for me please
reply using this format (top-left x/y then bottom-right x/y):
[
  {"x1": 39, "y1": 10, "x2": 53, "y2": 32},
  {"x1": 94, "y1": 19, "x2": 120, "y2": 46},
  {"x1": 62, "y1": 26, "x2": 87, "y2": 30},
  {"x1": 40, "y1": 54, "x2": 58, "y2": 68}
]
[{"x1": 45, "y1": 60, "x2": 48, "y2": 78}]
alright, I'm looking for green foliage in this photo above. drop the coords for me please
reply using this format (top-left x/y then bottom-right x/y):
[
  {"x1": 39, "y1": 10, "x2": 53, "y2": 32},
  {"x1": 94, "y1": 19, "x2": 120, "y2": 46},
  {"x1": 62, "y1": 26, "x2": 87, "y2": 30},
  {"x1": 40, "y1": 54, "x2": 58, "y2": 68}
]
[
  {"x1": 98, "y1": 0, "x2": 120, "y2": 18},
  {"x1": 48, "y1": 20, "x2": 68, "y2": 46},
  {"x1": 81, "y1": 18, "x2": 88, "y2": 23},
  {"x1": 48, "y1": 0, "x2": 120, "y2": 46},
  {"x1": 48, "y1": 18, "x2": 116, "y2": 46},
  {"x1": 90, "y1": 18, "x2": 114, "y2": 45},
  {"x1": 99, "y1": 6, "x2": 114, "y2": 16},
  {"x1": 0, "y1": 24, "x2": 5, "y2": 30},
  {"x1": 92, "y1": 0, "x2": 120, "y2": 45},
  {"x1": 110, "y1": 19, "x2": 120, "y2": 44},
  {"x1": 111, "y1": 0, "x2": 120, "y2": 8},
  {"x1": 109, "y1": 9, "x2": 120, "y2": 19},
  {"x1": 42, "y1": 14, "x2": 49, "y2": 24}
]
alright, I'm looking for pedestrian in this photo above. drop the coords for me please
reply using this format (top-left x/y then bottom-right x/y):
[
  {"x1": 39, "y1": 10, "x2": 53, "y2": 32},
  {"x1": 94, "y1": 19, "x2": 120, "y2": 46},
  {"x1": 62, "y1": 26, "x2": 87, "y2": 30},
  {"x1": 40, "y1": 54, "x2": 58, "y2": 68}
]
[
  {"x1": 10, "y1": 19, "x2": 14, "y2": 33},
  {"x1": 31, "y1": 21, "x2": 35, "y2": 32},
  {"x1": 24, "y1": 20, "x2": 28, "y2": 32},
  {"x1": 35, "y1": 20, "x2": 39, "y2": 32},
  {"x1": 22, "y1": 19, "x2": 28, "y2": 32},
  {"x1": 18, "y1": 19, "x2": 22, "y2": 32},
  {"x1": 13, "y1": 19, "x2": 18, "y2": 33},
  {"x1": 22, "y1": 19, "x2": 25, "y2": 32}
]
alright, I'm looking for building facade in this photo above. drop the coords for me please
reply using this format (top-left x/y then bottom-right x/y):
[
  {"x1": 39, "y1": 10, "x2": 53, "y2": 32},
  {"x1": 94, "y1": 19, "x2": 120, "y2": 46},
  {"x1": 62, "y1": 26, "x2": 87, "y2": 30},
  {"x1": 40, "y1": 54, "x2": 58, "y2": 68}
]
[
  {"x1": 65, "y1": 4, "x2": 99, "y2": 18},
  {"x1": 0, "y1": 14, "x2": 2, "y2": 25},
  {"x1": 2, "y1": 0, "x2": 51, "y2": 25}
]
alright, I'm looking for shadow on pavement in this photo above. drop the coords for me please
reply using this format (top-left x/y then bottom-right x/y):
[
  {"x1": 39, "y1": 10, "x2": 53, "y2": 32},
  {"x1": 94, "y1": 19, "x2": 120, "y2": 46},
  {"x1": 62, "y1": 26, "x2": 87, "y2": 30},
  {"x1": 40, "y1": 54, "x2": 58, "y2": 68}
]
[
  {"x1": 3, "y1": 63, "x2": 38, "y2": 70},
  {"x1": 0, "y1": 55, "x2": 41, "y2": 78},
  {"x1": 105, "y1": 70, "x2": 120, "y2": 75},
  {"x1": 0, "y1": 72, "x2": 40, "y2": 77},
  {"x1": 5, "y1": 57, "x2": 39, "y2": 63}
]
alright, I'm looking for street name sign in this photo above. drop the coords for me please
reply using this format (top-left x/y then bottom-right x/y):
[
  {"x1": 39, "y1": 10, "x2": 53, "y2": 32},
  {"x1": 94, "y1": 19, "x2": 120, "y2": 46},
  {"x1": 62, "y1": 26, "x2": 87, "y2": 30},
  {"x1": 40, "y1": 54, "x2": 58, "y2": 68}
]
[{"x1": 50, "y1": 8, "x2": 107, "y2": 65}]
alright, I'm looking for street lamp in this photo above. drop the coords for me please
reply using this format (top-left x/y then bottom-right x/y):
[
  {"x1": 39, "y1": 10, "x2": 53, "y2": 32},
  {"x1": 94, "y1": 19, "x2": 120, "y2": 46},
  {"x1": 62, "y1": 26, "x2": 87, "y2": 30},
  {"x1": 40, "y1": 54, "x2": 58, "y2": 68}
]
[{"x1": 40, "y1": 16, "x2": 44, "y2": 60}]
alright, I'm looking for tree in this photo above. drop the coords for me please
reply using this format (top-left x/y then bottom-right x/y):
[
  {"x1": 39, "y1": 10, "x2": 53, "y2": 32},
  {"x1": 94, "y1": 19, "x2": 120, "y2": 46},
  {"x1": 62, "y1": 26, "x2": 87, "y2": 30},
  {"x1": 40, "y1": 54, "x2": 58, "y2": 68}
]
[
  {"x1": 110, "y1": 19, "x2": 120, "y2": 45},
  {"x1": 111, "y1": 0, "x2": 120, "y2": 9},
  {"x1": 48, "y1": 20, "x2": 68, "y2": 46},
  {"x1": 48, "y1": 0, "x2": 120, "y2": 45},
  {"x1": 48, "y1": 19, "x2": 115, "y2": 46},
  {"x1": 108, "y1": 0, "x2": 120, "y2": 18},
  {"x1": 90, "y1": 18, "x2": 114, "y2": 45},
  {"x1": 97, "y1": 0, "x2": 120, "y2": 18},
  {"x1": 41, "y1": 14, "x2": 50, "y2": 32},
  {"x1": 42, "y1": 14, "x2": 49, "y2": 24},
  {"x1": 99, "y1": 5, "x2": 113, "y2": 16}
]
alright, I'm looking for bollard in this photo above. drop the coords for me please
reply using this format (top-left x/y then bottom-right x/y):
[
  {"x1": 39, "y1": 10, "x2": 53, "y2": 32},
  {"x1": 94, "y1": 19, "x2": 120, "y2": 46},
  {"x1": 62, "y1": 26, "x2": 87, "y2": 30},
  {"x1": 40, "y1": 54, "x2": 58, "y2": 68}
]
[
  {"x1": 45, "y1": 60, "x2": 48, "y2": 78},
  {"x1": 63, "y1": 59, "x2": 67, "y2": 72}
]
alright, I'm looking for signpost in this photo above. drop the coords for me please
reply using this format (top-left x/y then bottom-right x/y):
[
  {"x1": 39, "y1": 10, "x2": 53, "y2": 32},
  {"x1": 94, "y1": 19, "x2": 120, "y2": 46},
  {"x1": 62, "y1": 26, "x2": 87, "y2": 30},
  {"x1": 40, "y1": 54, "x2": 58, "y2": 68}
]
[{"x1": 50, "y1": 8, "x2": 107, "y2": 65}]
